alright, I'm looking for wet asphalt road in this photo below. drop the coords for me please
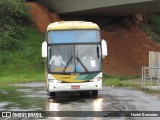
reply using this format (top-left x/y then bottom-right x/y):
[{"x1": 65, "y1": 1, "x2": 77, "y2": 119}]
[{"x1": 0, "y1": 82, "x2": 160, "y2": 120}]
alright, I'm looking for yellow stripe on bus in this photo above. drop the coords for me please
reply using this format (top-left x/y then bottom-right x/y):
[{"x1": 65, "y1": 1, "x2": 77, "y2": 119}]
[{"x1": 52, "y1": 74, "x2": 87, "y2": 83}]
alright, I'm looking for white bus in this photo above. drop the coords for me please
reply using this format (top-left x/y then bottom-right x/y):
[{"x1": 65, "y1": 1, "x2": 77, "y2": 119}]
[{"x1": 42, "y1": 21, "x2": 107, "y2": 97}]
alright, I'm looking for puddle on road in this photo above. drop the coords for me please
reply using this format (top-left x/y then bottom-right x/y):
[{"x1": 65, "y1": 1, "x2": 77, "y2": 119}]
[
  {"x1": 15, "y1": 89, "x2": 32, "y2": 93},
  {"x1": 0, "y1": 82, "x2": 123, "y2": 112},
  {"x1": 12, "y1": 82, "x2": 45, "y2": 88},
  {"x1": 1, "y1": 83, "x2": 160, "y2": 119},
  {"x1": 0, "y1": 101, "x2": 9, "y2": 111},
  {"x1": 0, "y1": 82, "x2": 47, "y2": 111}
]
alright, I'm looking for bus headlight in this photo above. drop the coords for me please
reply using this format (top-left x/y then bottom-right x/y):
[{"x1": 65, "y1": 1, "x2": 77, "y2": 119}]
[
  {"x1": 49, "y1": 79, "x2": 62, "y2": 83},
  {"x1": 89, "y1": 78, "x2": 102, "y2": 82}
]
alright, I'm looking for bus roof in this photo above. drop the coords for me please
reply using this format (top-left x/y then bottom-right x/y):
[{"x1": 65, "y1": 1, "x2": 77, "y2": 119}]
[{"x1": 47, "y1": 21, "x2": 100, "y2": 31}]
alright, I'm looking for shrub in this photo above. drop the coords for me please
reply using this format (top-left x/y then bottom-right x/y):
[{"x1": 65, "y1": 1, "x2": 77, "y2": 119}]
[
  {"x1": 0, "y1": 51, "x2": 12, "y2": 64},
  {"x1": 0, "y1": 0, "x2": 30, "y2": 50},
  {"x1": 140, "y1": 13, "x2": 160, "y2": 43},
  {"x1": 21, "y1": 47, "x2": 34, "y2": 59},
  {"x1": 151, "y1": 14, "x2": 160, "y2": 34}
]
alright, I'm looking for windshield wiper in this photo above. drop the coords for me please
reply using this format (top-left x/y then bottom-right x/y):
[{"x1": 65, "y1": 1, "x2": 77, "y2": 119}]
[
  {"x1": 63, "y1": 56, "x2": 73, "y2": 73},
  {"x1": 76, "y1": 57, "x2": 89, "y2": 73}
]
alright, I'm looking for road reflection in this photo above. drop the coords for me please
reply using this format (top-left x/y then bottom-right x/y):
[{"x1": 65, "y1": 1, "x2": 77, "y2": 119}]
[
  {"x1": 45, "y1": 92, "x2": 104, "y2": 119},
  {"x1": 93, "y1": 98, "x2": 103, "y2": 111},
  {"x1": 46, "y1": 92, "x2": 103, "y2": 110},
  {"x1": 47, "y1": 100, "x2": 59, "y2": 111}
]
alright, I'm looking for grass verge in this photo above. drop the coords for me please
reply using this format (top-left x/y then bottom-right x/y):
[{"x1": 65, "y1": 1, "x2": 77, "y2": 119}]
[
  {"x1": 103, "y1": 74, "x2": 140, "y2": 87},
  {"x1": 0, "y1": 27, "x2": 45, "y2": 85},
  {"x1": 103, "y1": 74, "x2": 160, "y2": 94}
]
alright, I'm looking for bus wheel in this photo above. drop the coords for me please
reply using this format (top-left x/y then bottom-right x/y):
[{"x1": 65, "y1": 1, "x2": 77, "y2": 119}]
[
  {"x1": 92, "y1": 90, "x2": 98, "y2": 97},
  {"x1": 49, "y1": 92, "x2": 56, "y2": 97}
]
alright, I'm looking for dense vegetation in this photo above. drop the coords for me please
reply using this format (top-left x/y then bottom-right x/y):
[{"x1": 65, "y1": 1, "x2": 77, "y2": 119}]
[
  {"x1": 141, "y1": 13, "x2": 160, "y2": 43},
  {"x1": 0, "y1": 0, "x2": 30, "y2": 50},
  {"x1": 0, "y1": 0, "x2": 44, "y2": 83}
]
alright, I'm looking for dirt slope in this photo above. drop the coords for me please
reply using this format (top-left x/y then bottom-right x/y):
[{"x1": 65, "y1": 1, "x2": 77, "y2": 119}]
[
  {"x1": 28, "y1": 2, "x2": 160, "y2": 76},
  {"x1": 102, "y1": 25, "x2": 160, "y2": 75},
  {"x1": 28, "y1": 2, "x2": 61, "y2": 32}
]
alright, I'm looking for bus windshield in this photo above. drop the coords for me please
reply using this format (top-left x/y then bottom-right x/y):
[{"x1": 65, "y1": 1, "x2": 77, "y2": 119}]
[
  {"x1": 48, "y1": 30, "x2": 100, "y2": 43},
  {"x1": 48, "y1": 44, "x2": 102, "y2": 74}
]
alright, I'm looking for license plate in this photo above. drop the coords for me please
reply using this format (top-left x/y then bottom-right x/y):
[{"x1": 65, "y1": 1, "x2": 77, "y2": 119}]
[{"x1": 71, "y1": 85, "x2": 80, "y2": 89}]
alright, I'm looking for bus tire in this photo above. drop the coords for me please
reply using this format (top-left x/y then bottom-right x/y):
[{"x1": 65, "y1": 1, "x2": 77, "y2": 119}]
[
  {"x1": 49, "y1": 92, "x2": 56, "y2": 97},
  {"x1": 92, "y1": 90, "x2": 98, "y2": 97}
]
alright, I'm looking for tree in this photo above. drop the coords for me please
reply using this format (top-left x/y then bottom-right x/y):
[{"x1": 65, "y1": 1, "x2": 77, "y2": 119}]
[{"x1": 0, "y1": 0, "x2": 30, "y2": 50}]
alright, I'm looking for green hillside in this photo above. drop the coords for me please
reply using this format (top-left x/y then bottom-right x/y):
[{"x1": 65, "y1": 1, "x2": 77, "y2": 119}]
[
  {"x1": 0, "y1": 27, "x2": 44, "y2": 83},
  {"x1": 0, "y1": 0, "x2": 44, "y2": 83}
]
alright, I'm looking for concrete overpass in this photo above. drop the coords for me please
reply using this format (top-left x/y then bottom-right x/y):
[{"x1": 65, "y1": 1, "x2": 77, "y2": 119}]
[{"x1": 37, "y1": 0, "x2": 160, "y2": 16}]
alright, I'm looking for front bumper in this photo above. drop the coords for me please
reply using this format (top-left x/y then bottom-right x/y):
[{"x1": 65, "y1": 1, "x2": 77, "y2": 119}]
[{"x1": 48, "y1": 81, "x2": 102, "y2": 92}]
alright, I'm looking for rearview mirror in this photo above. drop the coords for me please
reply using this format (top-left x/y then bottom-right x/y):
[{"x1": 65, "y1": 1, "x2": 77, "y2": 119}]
[
  {"x1": 101, "y1": 39, "x2": 107, "y2": 58},
  {"x1": 42, "y1": 41, "x2": 47, "y2": 57}
]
